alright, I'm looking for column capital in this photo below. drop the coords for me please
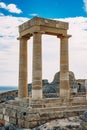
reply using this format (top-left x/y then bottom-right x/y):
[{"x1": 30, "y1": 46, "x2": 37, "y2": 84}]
[
  {"x1": 17, "y1": 36, "x2": 30, "y2": 40},
  {"x1": 57, "y1": 34, "x2": 72, "y2": 39}
]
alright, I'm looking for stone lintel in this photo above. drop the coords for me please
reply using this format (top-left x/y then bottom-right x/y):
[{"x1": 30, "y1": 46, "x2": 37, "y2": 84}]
[
  {"x1": 19, "y1": 26, "x2": 68, "y2": 38},
  {"x1": 57, "y1": 34, "x2": 72, "y2": 39},
  {"x1": 19, "y1": 17, "x2": 68, "y2": 36},
  {"x1": 19, "y1": 17, "x2": 68, "y2": 31}
]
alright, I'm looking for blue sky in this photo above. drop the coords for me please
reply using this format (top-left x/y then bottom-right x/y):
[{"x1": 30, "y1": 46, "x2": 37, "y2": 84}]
[
  {"x1": 0, "y1": 0, "x2": 87, "y2": 18},
  {"x1": 0, "y1": 0, "x2": 87, "y2": 86}
]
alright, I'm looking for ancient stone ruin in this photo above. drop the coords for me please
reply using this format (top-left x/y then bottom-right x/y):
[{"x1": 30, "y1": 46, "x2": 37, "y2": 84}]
[
  {"x1": 18, "y1": 16, "x2": 71, "y2": 99},
  {"x1": 0, "y1": 17, "x2": 87, "y2": 129}
]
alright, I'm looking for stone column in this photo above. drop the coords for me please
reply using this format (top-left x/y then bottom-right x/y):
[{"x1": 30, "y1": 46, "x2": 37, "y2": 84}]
[
  {"x1": 18, "y1": 37, "x2": 28, "y2": 98},
  {"x1": 85, "y1": 80, "x2": 87, "y2": 100},
  {"x1": 58, "y1": 35, "x2": 71, "y2": 99},
  {"x1": 32, "y1": 32, "x2": 42, "y2": 99}
]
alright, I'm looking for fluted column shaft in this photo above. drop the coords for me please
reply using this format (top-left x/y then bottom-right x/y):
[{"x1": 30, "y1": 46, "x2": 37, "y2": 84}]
[
  {"x1": 60, "y1": 35, "x2": 70, "y2": 99},
  {"x1": 18, "y1": 37, "x2": 28, "y2": 98},
  {"x1": 32, "y1": 32, "x2": 42, "y2": 99}
]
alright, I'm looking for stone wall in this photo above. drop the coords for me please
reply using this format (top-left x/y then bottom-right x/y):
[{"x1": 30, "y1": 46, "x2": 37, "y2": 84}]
[
  {"x1": 0, "y1": 103, "x2": 85, "y2": 129},
  {"x1": 0, "y1": 97, "x2": 87, "y2": 129}
]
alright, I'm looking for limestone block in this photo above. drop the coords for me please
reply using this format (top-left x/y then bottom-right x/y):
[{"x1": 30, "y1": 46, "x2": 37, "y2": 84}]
[
  {"x1": 19, "y1": 17, "x2": 68, "y2": 34},
  {"x1": 9, "y1": 109, "x2": 17, "y2": 118},
  {"x1": 3, "y1": 108, "x2": 5, "y2": 114},
  {"x1": 19, "y1": 102, "x2": 29, "y2": 107},
  {"x1": 80, "y1": 121, "x2": 87, "y2": 129},
  {"x1": 48, "y1": 112, "x2": 64, "y2": 119},
  {"x1": 18, "y1": 119, "x2": 25, "y2": 128},
  {"x1": 9, "y1": 117, "x2": 17, "y2": 124},
  {"x1": 4, "y1": 108, "x2": 10, "y2": 116},
  {"x1": 26, "y1": 113, "x2": 40, "y2": 121},
  {"x1": 4, "y1": 115, "x2": 9, "y2": 122},
  {"x1": 28, "y1": 121, "x2": 38, "y2": 129},
  {"x1": 54, "y1": 112, "x2": 64, "y2": 118},
  {"x1": 24, "y1": 121, "x2": 30, "y2": 128},
  {"x1": 17, "y1": 111, "x2": 29, "y2": 120},
  {"x1": 0, "y1": 114, "x2": 3, "y2": 120},
  {"x1": 40, "y1": 113, "x2": 49, "y2": 120},
  {"x1": 17, "y1": 112, "x2": 22, "y2": 119},
  {"x1": 5, "y1": 108, "x2": 17, "y2": 118},
  {"x1": 0, "y1": 108, "x2": 3, "y2": 114},
  {"x1": 63, "y1": 111, "x2": 82, "y2": 118}
]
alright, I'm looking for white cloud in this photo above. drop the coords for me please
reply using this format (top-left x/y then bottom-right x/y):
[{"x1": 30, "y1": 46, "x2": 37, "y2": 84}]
[
  {"x1": 0, "y1": 2, "x2": 22, "y2": 14},
  {"x1": 0, "y1": 16, "x2": 28, "y2": 86},
  {"x1": 0, "y1": 12, "x2": 4, "y2": 16},
  {"x1": 7, "y1": 4, "x2": 22, "y2": 14},
  {"x1": 0, "y1": 16, "x2": 87, "y2": 86},
  {"x1": 83, "y1": 0, "x2": 87, "y2": 12},
  {"x1": 0, "y1": 2, "x2": 6, "y2": 8},
  {"x1": 56, "y1": 17, "x2": 87, "y2": 79}
]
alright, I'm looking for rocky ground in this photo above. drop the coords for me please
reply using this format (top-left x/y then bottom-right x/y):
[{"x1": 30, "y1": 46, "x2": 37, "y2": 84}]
[
  {"x1": 32, "y1": 112, "x2": 87, "y2": 130},
  {"x1": 0, "y1": 113, "x2": 87, "y2": 130},
  {"x1": 33, "y1": 116, "x2": 82, "y2": 130}
]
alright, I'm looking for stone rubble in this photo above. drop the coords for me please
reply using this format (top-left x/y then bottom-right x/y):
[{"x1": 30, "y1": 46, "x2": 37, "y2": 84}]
[
  {"x1": 33, "y1": 116, "x2": 82, "y2": 130},
  {"x1": 0, "y1": 114, "x2": 86, "y2": 130}
]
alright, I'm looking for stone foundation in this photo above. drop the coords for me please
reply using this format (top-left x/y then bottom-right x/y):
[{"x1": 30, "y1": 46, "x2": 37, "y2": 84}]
[{"x1": 0, "y1": 97, "x2": 87, "y2": 129}]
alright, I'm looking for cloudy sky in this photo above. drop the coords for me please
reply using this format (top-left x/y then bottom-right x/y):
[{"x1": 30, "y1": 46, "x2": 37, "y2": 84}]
[{"x1": 0, "y1": 0, "x2": 87, "y2": 86}]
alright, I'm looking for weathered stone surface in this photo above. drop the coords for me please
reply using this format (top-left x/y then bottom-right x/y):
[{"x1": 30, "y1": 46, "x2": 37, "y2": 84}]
[
  {"x1": 80, "y1": 121, "x2": 87, "y2": 130},
  {"x1": 28, "y1": 71, "x2": 79, "y2": 98},
  {"x1": 1, "y1": 99, "x2": 87, "y2": 129},
  {"x1": 29, "y1": 121, "x2": 38, "y2": 129},
  {"x1": 0, "y1": 108, "x2": 3, "y2": 114},
  {"x1": 52, "y1": 71, "x2": 78, "y2": 93},
  {"x1": 18, "y1": 37, "x2": 28, "y2": 98},
  {"x1": 17, "y1": 112, "x2": 27, "y2": 119},
  {"x1": 26, "y1": 113, "x2": 40, "y2": 121},
  {"x1": 4, "y1": 115, "x2": 9, "y2": 122},
  {"x1": 18, "y1": 17, "x2": 70, "y2": 100},
  {"x1": 0, "y1": 114, "x2": 3, "y2": 120},
  {"x1": 19, "y1": 17, "x2": 68, "y2": 36},
  {"x1": 32, "y1": 32, "x2": 42, "y2": 99},
  {"x1": 9, "y1": 117, "x2": 17, "y2": 124},
  {"x1": 18, "y1": 119, "x2": 25, "y2": 128},
  {"x1": 0, "y1": 95, "x2": 15, "y2": 103},
  {"x1": 0, "y1": 90, "x2": 17, "y2": 100},
  {"x1": 81, "y1": 111, "x2": 87, "y2": 122},
  {"x1": 33, "y1": 116, "x2": 82, "y2": 130},
  {"x1": 5, "y1": 108, "x2": 17, "y2": 118}
]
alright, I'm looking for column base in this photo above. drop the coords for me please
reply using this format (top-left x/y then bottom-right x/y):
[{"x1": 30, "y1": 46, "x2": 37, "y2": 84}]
[
  {"x1": 32, "y1": 89, "x2": 42, "y2": 99},
  {"x1": 15, "y1": 97, "x2": 29, "y2": 101},
  {"x1": 60, "y1": 89, "x2": 70, "y2": 99}
]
